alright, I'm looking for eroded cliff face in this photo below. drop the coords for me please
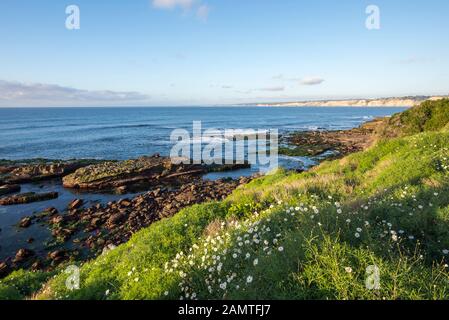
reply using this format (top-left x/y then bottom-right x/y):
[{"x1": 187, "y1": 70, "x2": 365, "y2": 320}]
[{"x1": 255, "y1": 96, "x2": 448, "y2": 107}]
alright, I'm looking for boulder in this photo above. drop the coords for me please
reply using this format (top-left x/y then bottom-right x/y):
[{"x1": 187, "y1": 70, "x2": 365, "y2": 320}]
[
  {"x1": 68, "y1": 199, "x2": 83, "y2": 210},
  {"x1": 19, "y1": 216, "x2": 32, "y2": 228},
  {"x1": 13, "y1": 248, "x2": 34, "y2": 264}
]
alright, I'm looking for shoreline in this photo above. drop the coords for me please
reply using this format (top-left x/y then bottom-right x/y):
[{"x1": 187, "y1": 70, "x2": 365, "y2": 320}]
[
  {"x1": 0, "y1": 157, "x2": 253, "y2": 278},
  {"x1": 0, "y1": 114, "x2": 393, "y2": 278}
]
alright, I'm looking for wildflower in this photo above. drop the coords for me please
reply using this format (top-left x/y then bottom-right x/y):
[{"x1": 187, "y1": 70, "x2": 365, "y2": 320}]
[
  {"x1": 346, "y1": 219, "x2": 351, "y2": 223},
  {"x1": 392, "y1": 234, "x2": 398, "y2": 242},
  {"x1": 246, "y1": 276, "x2": 253, "y2": 284},
  {"x1": 278, "y1": 246, "x2": 284, "y2": 252},
  {"x1": 354, "y1": 233, "x2": 360, "y2": 238},
  {"x1": 105, "y1": 289, "x2": 110, "y2": 296},
  {"x1": 220, "y1": 282, "x2": 227, "y2": 290},
  {"x1": 164, "y1": 291, "x2": 169, "y2": 296},
  {"x1": 253, "y1": 259, "x2": 259, "y2": 266},
  {"x1": 337, "y1": 209, "x2": 342, "y2": 214},
  {"x1": 344, "y1": 267, "x2": 352, "y2": 273},
  {"x1": 443, "y1": 249, "x2": 449, "y2": 255},
  {"x1": 356, "y1": 228, "x2": 362, "y2": 233}
]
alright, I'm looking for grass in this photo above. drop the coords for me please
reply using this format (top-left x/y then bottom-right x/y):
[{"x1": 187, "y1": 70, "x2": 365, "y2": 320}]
[{"x1": 2, "y1": 100, "x2": 449, "y2": 300}]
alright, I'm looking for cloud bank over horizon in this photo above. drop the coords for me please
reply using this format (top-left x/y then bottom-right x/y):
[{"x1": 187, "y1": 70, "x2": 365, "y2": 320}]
[{"x1": 0, "y1": 80, "x2": 151, "y2": 107}]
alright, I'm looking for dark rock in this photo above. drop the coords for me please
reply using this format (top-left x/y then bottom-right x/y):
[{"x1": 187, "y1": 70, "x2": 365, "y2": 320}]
[
  {"x1": 68, "y1": 199, "x2": 83, "y2": 210},
  {"x1": 48, "y1": 250, "x2": 66, "y2": 264},
  {"x1": 31, "y1": 260, "x2": 42, "y2": 271},
  {"x1": 0, "y1": 192, "x2": 58, "y2": 206},
  {"x1": 0, "y1": 184, "x2": 21, "y2": 196},
  {"x1": 3, "y1": 160, "x2": 100, "y2": 184},
  {"x1": 13, "y1": 248, "x2": 34, "y2": 264},
  {"x1": 107, "y1": 213, "x2": 126, "y2": 227},
  {"x1": 19, "y1": 216, "x2": 32, "y2": 228},
  {"x1": 0, "y1": 261, "x2": 9, "y2": 277},
  {"x1": 50, "y1": 215, "x2": 64, "y2": 225}
]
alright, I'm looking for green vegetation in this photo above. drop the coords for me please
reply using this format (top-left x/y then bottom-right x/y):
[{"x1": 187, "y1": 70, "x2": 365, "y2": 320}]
[
  {"x1": 3, "y1": 100, "x2": 449, "y2": 300},
  {"x1": 0, "y1": 270, "x2": 55, "y2": 300},
  {"x1": 378, "y1": 98, "x2": 449, "y2": 138}
]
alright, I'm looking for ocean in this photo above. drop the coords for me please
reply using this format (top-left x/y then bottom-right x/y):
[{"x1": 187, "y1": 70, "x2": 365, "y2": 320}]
[{"x1": 0, "y1": 106, "x2": 407, "y2": 160}]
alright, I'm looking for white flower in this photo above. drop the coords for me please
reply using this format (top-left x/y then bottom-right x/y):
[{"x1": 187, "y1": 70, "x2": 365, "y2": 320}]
[
  {"x1": 105, "y1": 289, "x2": 110, "y2": 296},
  {"x1": 356, "y1": 228, "x2": 362, "y2": 233},
  {"x1": 344, "y1": 267, "x2": 352, "y2": 273},
  {"x1": 392, "y1": 234, "x2": 398, "y2": 242},
  {"x1": 354, "y1": 233, "x2": 360, "y2": 238},
  {"x1": 443, "y1": 249, "x2": 449, "y2": 255},
  {"x1": 246, "y1": 276, "x2": 253, "y2": 283},
  {"x1": 278, "y1": 246, "x2": 284, "y2": 252},
  {"x1": 220, "y1": 282, "x2": 227, "y2": 290},
  {"x1": 164, "y1": 291, "x2": 169, "y2": 296},
  {"x1": 253, "y1": 259, "x2": 259, "y2": 266}
]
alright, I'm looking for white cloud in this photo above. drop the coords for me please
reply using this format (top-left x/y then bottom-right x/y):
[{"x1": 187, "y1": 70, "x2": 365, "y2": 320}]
[
  {"x1": 152, "y1": 0, "x2": 210, "y2": 21},
  {"x1": 259, "y1": 86, "x2": 285, "y2": 92},
  {"x1": 272, "y1": 74, "x2": 325, "y2": 86},
  {"x1": 196, "y1": 4, "x2": 210, "y2": 21},
  {"x1": 152, "y1": 0, "x2": 195, "y2": 10},
  {"x1": 0, "y1": 80, "x2": 150, "y2": 106},
  {"x1": 300, "y1": 77, "x2": 325, "y2": 86}
]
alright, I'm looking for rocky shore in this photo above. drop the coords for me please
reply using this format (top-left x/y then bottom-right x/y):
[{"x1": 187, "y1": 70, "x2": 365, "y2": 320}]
[
  {"x1": 0, "y1": 156, "x2": 252, "y2": 278},
  {"x1": 280, "y1": 118, "x2": 385, "y2": 160}
]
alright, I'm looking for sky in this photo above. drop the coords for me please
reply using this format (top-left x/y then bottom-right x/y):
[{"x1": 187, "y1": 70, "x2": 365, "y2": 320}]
[{"x1": 0, "y1": 0, "x2": 448, "y2": 107}]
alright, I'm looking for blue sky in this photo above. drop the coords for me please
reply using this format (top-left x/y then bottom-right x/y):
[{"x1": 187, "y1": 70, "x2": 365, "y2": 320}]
[{"x1": 0, "y1": 0, "x2": 448, "y2": 106}]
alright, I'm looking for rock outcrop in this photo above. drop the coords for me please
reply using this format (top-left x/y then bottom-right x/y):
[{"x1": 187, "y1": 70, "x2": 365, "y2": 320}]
[{"x1": 0, "y1": 192, "x2": 58, "y2": 205}]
